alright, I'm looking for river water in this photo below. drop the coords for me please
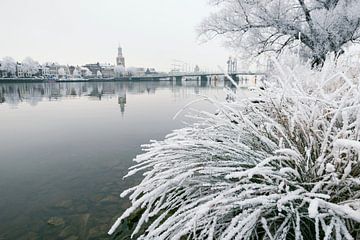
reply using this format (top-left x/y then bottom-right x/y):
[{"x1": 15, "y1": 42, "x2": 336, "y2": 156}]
[{"x1": 0, "y1": 80, "x2": 240, "y2": 239}]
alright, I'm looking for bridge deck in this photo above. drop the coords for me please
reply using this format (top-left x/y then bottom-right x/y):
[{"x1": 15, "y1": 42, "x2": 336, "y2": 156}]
[{"x1": 136, "y1": 72, "x2": 266, "y2": 79}]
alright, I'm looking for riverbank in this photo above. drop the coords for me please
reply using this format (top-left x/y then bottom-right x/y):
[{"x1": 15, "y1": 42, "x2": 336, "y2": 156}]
[{"x1": 0, "y1": 77, "x2": 167, "y2": 83}]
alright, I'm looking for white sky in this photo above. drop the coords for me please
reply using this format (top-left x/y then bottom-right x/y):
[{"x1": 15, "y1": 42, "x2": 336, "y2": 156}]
[{"x1": 0, "y1": 0, "x2": 230, "y2": 71}]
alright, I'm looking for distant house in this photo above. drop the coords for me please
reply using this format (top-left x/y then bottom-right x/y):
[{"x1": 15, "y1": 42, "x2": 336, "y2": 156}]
[
  {"x1": 68, "y1": 66, "x2": 76, "y2": 75},
  {"x1": 82, "y1": 63, "x2": 116, "y2": 78},
  {"x1": 0, "y1": 63, "x2": 7, "y2": 77},
  {"x1": 127, "y1": 67, "x2": 146, "y2": 76},
  {"x1": 47, "y1": 63, "x2": 70, "y2": 79},
  {"x1": 16, "y1": 63, "x2": 25, "y2": 78},
  {"x1": 83, "y1": 63, "x2": 102, "y2": 76},
  {"x1": 47, "y1": 64, "x2": 58, "y2": 77},
  {"x1": 80, "y1": 67, "x2": 92, "y2": 78},
  {"x1": 101, "y1": 67, "x2": 115, "y2": 78},
  {"x1": 0, "y1": 70, "x2": 7, "y2": 78},
  {"x1": 145, "y1": 68, "x2": 157, "y2": 75},
  {"x1": 99, "y1": 63, "x2": 114, "y2": 78},
  {"x1": 39, "y1": 66, "x2": 50, "y2": 78}
]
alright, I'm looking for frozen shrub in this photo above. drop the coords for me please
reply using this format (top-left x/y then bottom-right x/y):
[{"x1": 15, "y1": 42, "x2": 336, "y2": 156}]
[{"x1": 110, "y1": 55, "x2": 360, "y2": 239}]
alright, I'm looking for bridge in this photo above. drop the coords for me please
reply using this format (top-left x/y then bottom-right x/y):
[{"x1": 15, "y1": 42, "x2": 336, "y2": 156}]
[
  {"x1": 51, "y1": 71, "x2": 266, "y2": 83},
  {"x1": 123, "y1": 71, "x2": 266, "y2": 81}
]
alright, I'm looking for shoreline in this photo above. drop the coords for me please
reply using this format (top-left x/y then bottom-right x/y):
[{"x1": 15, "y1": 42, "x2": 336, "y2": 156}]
[{"x1": 0, "y1": 77, "x2": 167, "y2": 83}]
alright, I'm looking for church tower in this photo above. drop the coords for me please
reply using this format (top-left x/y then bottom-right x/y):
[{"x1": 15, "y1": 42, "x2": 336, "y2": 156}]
[{"x1": 116, "y1": 46, "x2": 125, "y2": 67}]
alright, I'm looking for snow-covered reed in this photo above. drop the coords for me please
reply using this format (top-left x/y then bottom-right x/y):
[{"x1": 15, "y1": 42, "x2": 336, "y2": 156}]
[{"x1": 110, "y1": 55, "x2": 360, "y2": 239}]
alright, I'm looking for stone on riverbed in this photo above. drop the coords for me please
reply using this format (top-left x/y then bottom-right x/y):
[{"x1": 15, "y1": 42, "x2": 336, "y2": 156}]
[
  {"x1": 47, "y1": 217, "x2": 65, "y2": 226},
  {"x1": 99, "y1": 195, "x2": 118, "y2": 204}
]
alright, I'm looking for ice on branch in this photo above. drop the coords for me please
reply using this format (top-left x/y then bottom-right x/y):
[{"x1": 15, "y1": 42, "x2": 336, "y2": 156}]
[
  {"x1": 199, "y1": 0, "x2": 360, "y2": 66},
  {"x1": 110, "y1": 54, "x2": 360, "y2": 239}
]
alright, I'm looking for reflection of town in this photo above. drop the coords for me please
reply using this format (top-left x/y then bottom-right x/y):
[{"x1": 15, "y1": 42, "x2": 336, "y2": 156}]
[{"x1": 0, "y1": 79, "x2": 242, "y2": 115}]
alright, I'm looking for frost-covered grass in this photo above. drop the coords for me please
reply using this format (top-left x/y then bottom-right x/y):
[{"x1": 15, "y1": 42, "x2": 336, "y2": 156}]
[{"x1": 110, "y1": 56, "x2": 360, "y2": 239}]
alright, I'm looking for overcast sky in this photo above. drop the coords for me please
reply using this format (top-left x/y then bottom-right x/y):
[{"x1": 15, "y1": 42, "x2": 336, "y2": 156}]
[{"x1": 0, "y1": 0, "x2": 230, "y2": 71}]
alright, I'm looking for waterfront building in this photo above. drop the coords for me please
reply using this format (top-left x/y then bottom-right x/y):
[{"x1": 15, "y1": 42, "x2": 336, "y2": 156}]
[
  {"x1": 0, "y1": 63, "x2": 8, "y2": 77},
  {"x1": 0, "y1": 70, "x2": 7, "y2": 78},
  {"x1": 40, "y1": 66, "x2": 50, "y2": 78},
  {"x1": 47, "y1": 64, "x2": 59, "y2": 77},
  {"x1": 101, "y1": 66, "x2": 115, "y2": 78},
  {"x1": 83, "y1": 63, "x2": 102, "y2": 76},
  {"x1": 69, "y1": 66, "x2": 76, "y2": 75},
  {"x1": 16, "y1": 63, "x2": 25, "y2": 78},
  {"x1": 127, "y1": 67, "x2": 146, "y2": 76},
  {"x1": 60, "y1": 66, "x2": 70, "y2": 78},
  {"x1": 99, "y1": 63, "x2": 115, "y2": 78},
  {"x1": 46, "y1": 63, "x2": 70, "y2": 79},
  {"x1": 80, "y1": 67, "x2": 92, "y2": 78},
  {"x1": 82, "y1": 63, "x2": 116, "y2": 78},
  {"x1": 116, "y1": 46, "x2": 126, "y2": 67},
  {"x1": 145, "y1": 68, "x2": 157, "y2": 75}
]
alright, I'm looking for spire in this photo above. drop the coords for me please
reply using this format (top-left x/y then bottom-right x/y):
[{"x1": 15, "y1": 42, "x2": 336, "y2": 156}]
[
  {"x1": 116, "y1": 45, "x2": 125, "y2": 67},
  {"x1": 118, "y1": 44, "x2": 123, "y2": 57}
]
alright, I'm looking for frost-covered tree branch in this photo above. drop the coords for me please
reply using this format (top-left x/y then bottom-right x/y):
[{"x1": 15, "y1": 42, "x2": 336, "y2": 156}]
[
  {"x1": 110, "y1": 54, "x2": 360, "y2": 239},
  {"x1": 199, "y1": 0, "x2": 360, "y2": 66}
]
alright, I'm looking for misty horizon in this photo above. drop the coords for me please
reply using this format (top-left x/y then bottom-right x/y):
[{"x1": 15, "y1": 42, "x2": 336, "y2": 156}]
[{"x1": 0, "y1": 0, "x2": 231, "y2": 72}]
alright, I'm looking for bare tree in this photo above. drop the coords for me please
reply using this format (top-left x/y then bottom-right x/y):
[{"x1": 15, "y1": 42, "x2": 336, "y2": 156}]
[{"x1": 199, "y1": 0, "x2": 360, "y2": 66}]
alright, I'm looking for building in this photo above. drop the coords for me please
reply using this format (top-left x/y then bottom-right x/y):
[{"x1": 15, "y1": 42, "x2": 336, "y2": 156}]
[
  {"x1": 145, "y1": 68, "x2": 157, "y2": 75},
  {"x1": 39, "y1": 66, "x2": 50, "y2": 78},
  {"x1": 101, "y1": 66, "x2": 115, "y2": 78},
  {"x1": 83, "y1": 63, "x2": 102, "y2": 75},
  {"x1": 116, "y1": 46, "x2": 125, "y2": 67},
  {"x1": 0, "y1": 63, "x2": 8, "y2": 77},
  {"x1": 127, "y1": 67, "x2": 145, "y2": 76},
  {"x1": 16, "y1": 63, "x2": 24, "y2": 78},
  {"x1": 0, "y1": 70, "x2": 7, "y2": 78},
  {"x1": 68, "y1": 66, "x2": 76, "y2": 75},
  {"x1": 80, "y1": 67, "x2": 92, "y2": 78},
  {"x1": 47, "y1": 64, "x2": 58, "y2": 77},
  {"x1": 46, "y1": 63, "x2": 70, "y2": 79}
]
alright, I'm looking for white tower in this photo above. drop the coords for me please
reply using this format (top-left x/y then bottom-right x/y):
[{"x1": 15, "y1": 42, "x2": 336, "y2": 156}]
[{"x1": 116, "y1": 46, "x2": 125, "y2": 67}]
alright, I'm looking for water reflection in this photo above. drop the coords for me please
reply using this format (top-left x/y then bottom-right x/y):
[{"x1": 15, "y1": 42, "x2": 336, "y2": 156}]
[
  {"x1": 0, "y1": 80, "x2": 231, "y2": 240},
  {"x1": 0, "y1": 80, "x2": 232, "y2": 112}
]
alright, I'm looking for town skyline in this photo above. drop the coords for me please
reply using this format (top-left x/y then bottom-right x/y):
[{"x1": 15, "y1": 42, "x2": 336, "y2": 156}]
[
  {"x1": 0, "y1": 0, "x2": 230, "y2": 72},
  {"x1": 1, "y1": 45, "x2": 220, "y2": 79}
]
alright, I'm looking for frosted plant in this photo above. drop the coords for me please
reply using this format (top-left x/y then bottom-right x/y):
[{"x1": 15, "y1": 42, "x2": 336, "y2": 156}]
[
  {"x1": 22, "y1": 57, "x2": 40, "y2": 76},
  {"x1": 58, "y1": 67, "x2": 66, "y2": 76},
  {"x1": 110, "y1": 55, "x2": 360, "y2": 239},
  {"x1": 84, "y1": 67, "x2": 92, "y2": 77},
  {"x1": 0, "y1": 57, "x2": 16, "y2": 76},
  {"x1": 73, "y1": 69, "x2": 81, "y2": 78}
]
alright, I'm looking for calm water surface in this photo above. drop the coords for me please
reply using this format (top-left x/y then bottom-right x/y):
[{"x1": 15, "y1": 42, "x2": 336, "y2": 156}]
[{"x1": 0, "y1": 80, "x2": 233, "y2": 239}]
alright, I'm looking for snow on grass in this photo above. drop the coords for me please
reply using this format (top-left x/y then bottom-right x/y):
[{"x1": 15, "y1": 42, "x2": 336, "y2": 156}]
[{"x1": 110, "y1": 55, "x2": 360, "y2": 239}]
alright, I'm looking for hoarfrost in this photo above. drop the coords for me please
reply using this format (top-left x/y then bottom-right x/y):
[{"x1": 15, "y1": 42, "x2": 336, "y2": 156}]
[{"x1": 110, "y1": 54, "x2": 360, "y2": 239}]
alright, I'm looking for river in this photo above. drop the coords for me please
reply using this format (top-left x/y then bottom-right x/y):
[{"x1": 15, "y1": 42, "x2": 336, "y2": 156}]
[{"x1": 0, "y1": 80, "x2": 239, "y2": 239}]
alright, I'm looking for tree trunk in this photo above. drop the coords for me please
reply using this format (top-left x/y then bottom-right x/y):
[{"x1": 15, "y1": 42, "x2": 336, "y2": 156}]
[{"x1": 311, "y1": 55, "x2": 326, "y2": 68}]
